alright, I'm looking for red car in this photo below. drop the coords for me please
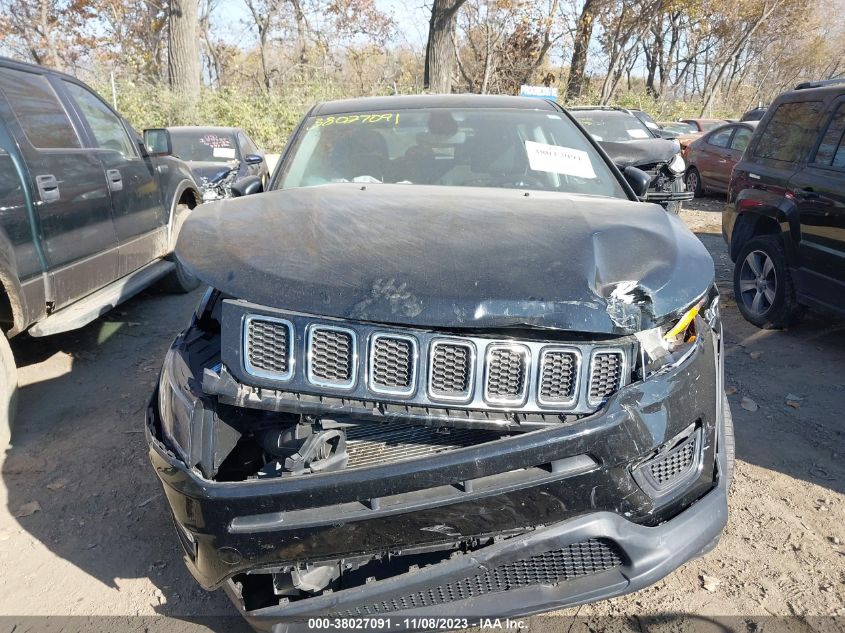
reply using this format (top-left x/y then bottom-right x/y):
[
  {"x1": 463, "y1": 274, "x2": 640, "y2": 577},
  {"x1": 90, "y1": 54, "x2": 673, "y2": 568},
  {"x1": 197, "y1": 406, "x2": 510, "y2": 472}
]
[{"x1": 683, "y1": 121, "x2": 758, "y2": 196}]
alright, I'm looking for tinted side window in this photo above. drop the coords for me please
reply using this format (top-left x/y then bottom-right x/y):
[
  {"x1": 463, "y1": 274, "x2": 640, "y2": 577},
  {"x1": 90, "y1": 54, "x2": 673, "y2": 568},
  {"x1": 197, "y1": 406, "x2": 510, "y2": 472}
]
[
  {"x1": 754, "y1": 101, "x2": 824, "y2": 163},
  {"x1": 730, "y1": 127, "x2": 752, "y2": 152},
  {"x1": 813, "y1": 103, "x2": 845, "y2": 168},
  {"x1": 0, "y1": 68, "x2": 80, "y2": 149},
  {"x1": 708, "y1": 128, "x2": 732, "y2": 148},
  {"x1": 62, "y1": 81, "x2": 136, "y2": 157}
]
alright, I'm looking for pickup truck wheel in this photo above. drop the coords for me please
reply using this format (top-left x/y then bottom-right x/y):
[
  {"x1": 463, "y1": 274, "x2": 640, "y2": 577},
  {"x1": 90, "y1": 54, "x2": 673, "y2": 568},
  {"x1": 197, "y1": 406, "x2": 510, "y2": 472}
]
[
  {"x1": 733, "y1": 235, "x2": 803, "y2": 329},
  {"x1": 685, "y1": 167, "x2": 703, "y2": 197},
  {"x1": 0, "y1": 333, "x2": 17, "y2": 446},
  {"x1": 159, "y1": 258, "x2": 200, "y2": 294}
]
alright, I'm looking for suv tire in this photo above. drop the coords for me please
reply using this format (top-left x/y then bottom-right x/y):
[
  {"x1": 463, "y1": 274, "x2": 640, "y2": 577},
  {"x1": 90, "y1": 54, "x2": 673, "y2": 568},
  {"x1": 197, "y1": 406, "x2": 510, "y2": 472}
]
[
  {"x1": 733, "y1": 235, "x2": 803, "y2": 328},
  {"x1": 0, "y1": 333, "x2": 17, "y2": 446},
  {"x1": 685, "y1": 167, "x2": 703, "y2": 197}
]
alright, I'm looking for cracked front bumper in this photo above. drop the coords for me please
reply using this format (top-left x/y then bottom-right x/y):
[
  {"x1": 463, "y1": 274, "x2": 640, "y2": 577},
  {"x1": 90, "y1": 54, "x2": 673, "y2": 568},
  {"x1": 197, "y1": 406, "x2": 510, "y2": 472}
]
[{"x1": 146, "y1": 321, "x2": 727, "y2": 625}]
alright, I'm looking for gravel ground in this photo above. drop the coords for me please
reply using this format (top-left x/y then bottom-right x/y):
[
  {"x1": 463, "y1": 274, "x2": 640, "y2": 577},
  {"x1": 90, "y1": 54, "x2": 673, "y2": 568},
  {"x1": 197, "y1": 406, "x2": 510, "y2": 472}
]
[{"x1": 0, "y1": 197, "x2": 843, "y2": 629}]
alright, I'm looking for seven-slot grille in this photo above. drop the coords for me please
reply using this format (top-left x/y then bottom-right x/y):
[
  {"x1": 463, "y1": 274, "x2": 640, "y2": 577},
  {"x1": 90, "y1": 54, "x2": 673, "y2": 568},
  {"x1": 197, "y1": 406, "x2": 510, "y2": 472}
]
[
  {"x1": 588, "y1": 351, "x2": 624, "y2": 405},
  {"x1": 240, "y1": 313, "x2": 633, "y2": 412},
  {"x1": 484, "y1": 345, "x2": 529, "y2": 404},
  {"x1": 244, "y1": 316, "x2": 293, "y2": 379},
  {"x1": 428, "y1": 341, "x2": 474, "y2": 400},
  {"x1": 538, "y1": 349, "x2": 579, "y2": 405},
  {"x1": 369, "y1": 335, "x2": 416, "y2": 395},
  {"x1": 307, "y1": 326, "x2": 356, "y2": 387}
]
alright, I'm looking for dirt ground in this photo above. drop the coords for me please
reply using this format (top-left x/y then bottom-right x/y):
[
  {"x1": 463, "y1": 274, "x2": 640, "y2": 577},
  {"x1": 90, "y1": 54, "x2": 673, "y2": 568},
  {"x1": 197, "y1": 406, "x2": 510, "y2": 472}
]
[{"x1": 0, "y1": 197, "x2": 843, "y2": 629}]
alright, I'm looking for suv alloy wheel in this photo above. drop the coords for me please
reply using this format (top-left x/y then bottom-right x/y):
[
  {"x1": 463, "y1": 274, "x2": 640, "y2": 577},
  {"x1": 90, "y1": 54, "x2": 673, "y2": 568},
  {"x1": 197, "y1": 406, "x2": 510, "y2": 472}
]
[{"x1": 733, "y1": 235, "x2": 803, "y2": 328}]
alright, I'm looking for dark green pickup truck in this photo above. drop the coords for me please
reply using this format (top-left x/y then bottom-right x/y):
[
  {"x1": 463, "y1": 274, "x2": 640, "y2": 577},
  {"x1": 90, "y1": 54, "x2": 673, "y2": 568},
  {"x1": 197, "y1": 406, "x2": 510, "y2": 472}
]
[{"x1": 0, "y1": 57, "x2": 202, "y2": 443}]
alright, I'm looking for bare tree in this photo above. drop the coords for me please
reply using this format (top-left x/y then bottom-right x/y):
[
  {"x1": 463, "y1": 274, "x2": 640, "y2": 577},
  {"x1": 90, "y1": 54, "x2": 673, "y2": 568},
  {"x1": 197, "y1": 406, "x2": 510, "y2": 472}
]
[
  {"x1": 168, "y1": 0, "x2": 201, "y2": 99},
  {"x1": 424, "y1": 0, "x2": 468, "y2": 93}
]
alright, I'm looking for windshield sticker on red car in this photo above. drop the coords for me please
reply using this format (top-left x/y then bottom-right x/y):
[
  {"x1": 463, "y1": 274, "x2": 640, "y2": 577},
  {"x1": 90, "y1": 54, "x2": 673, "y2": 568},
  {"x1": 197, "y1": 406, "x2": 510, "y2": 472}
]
[
  {"x1": 525, "y1": 141, "x2": 596, "y2": 179},
  {"x1": 312, "y1": 113, "x2": 399, "y2": 128}
]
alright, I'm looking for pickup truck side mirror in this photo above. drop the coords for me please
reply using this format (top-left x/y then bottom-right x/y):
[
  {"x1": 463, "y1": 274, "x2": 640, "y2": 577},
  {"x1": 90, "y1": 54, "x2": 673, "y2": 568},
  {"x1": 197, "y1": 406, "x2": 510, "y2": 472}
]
[
  {"x1": 231, "y1": 175, "x2": 263, "y2": 197},
  {"x1": 244, "y1": 153, "x2": 264, "y2": 165},
  {"x1": 621, "y1": 166, "x2": 652, "y2": 198},
  {"x1": 143, "y1": 128, "x2": 172, "y2": 157}
]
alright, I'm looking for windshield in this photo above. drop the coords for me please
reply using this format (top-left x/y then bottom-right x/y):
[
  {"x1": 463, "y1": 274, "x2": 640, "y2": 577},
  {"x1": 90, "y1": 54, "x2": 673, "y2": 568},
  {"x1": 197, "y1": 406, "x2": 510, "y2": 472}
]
[
  {"x1": 277, "y1": 108, "x2": 627, "y2": 199},
  {"x1": 662, "y1": 122, "x2": 695, "y2": 134},
  {"x1": 570, "y1": 111, "x2": 654, "y2": 142},
  {"x1": 170, "y1": 130, "x2": 239, "y2": 162}
]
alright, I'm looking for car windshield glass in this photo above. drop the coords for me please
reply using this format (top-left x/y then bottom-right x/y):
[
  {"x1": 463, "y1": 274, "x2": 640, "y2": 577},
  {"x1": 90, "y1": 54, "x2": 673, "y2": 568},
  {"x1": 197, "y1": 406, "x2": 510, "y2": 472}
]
[
  {"x1": 662, "y1": 122, "x2": 695, "y2": 134},
  {"x1": 170, "y1": 130, "x2": 238, "y2": 162},
  {"x1": 698, "y1": 121, "x2": 724, "y2": 132},
  {"x1": 278, "y1": 108, "x2": 627, "y2": 199},
  {"x1": 570, "y1": 111, "x2": 653, "y2": 142}
]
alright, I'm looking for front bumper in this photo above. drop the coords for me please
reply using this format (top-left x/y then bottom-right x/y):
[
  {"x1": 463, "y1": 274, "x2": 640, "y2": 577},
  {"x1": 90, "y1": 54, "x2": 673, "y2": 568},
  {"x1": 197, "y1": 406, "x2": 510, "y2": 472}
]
[{"x1": 146, "y1": 321, "x2": 727, "y2": 625}]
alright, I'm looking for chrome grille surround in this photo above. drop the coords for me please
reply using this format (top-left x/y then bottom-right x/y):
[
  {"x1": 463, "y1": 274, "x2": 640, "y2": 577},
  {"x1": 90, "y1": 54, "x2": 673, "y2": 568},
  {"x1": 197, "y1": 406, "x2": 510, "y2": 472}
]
[
  {"x1": 483, "y1": 344, "x2": 530, "y2": 406},
  {"x1": 587, "y1": 348, "x2": 626, "y2": 407},
  {"x1": 427, "y1": 339, "x2": 476, "y2": 403},
  {"x1": 368, "y1": 333, "x2": 418, "y2": 397},
  {"x1": 228, "y1": 301, "x2": 635, "y2": 415},
  {"x1": 306, "y1": 324, "x2": 358, "y2": 389},
  {"x1": 243, "y1": 315, "x2": 294, "y2": 381},
  {"x1": 537, "y1": 347, "x2": 581, "y2": 407}
]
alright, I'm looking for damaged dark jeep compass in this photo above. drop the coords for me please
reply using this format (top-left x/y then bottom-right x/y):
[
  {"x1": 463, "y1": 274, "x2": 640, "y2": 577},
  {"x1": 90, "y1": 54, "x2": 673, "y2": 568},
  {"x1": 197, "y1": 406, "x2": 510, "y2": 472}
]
[{"x1": 146, "y1": 95, "x2": 733, "y2": 629}]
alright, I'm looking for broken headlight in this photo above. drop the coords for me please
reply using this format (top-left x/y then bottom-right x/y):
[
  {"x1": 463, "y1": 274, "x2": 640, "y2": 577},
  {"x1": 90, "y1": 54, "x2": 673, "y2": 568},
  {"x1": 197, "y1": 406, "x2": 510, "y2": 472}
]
[
  {"x1": 158, "y1": 343, "x2": 204, "y2": 463},
  {"x1": 637, "y1": 294, "x2": 712, "y2": 377},
  {"x1": 667, "y1": 152, "x2": 686, "y2": 174}
]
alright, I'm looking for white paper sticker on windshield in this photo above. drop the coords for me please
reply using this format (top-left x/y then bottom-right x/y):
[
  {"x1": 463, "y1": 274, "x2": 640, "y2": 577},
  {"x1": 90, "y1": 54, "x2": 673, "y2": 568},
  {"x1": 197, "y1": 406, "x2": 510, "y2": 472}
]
[
  {"x1": 525, "y1": 141, "x2": 596, "y2": 179},
  {"x1": 213, "y1": 147, "x2": 236, "y2": 159},
  {"x1": 626, "y1": 128, "x2": 650, "y2": 139}
]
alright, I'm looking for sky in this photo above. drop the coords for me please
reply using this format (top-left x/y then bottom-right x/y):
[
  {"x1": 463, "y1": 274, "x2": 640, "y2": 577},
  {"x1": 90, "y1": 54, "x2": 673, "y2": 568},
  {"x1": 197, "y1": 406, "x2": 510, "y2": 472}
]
[{"x1": 213, "y1": 0, "x2": 431, "y2": 49}]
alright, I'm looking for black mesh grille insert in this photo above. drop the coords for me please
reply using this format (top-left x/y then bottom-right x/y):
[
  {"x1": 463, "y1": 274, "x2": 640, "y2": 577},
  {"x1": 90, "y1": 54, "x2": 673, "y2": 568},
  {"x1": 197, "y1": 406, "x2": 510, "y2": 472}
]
[
  {"x1": 539, "y1": 351, "x2": 578, "y2": 403},
  {"x1": 589, "y1": 352, "x2": 623, "y2": 402},
  {"x1": 650, "y1": 435, "x2": 697, "y2": 486},
  {"x1": 429, "y1": 343, "x2": 472, "y2": 397},
  {"x1": 309, "y1": 328, "x2": 354, "y2": 384},
  {"x1": 371, "y1": 337, "x2": 414, "y2": 391},
  {"x1": 486, "y1": 347, "x2": 527, "y2": 400},
  {"x1": 345, "y1": 422, "x2": 499, "y2": 469},
  {"x1": 246, "y1": 319, "x2": 290, "y2": 375},
  {"x1": 342, "y1": 539, "x2": 623, "y2": 615}
]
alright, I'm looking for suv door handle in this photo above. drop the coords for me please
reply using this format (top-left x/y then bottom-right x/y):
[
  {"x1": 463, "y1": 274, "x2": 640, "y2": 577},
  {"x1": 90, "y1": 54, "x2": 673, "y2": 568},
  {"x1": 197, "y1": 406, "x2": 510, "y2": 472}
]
[
  {"x1": 106, "y1": 169, "x2": 123, "y2": 192},
  {"x1": 796, "y1": 187, "x2": 819, "y2": 199},
  {"x1": 35, "y1": 174, "x2": 60, "y2": 203}
]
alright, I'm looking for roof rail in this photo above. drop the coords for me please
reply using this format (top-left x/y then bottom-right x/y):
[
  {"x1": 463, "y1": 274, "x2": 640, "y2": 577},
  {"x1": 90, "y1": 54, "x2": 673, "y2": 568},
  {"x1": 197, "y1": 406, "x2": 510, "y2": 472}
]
[
  {"x1": 566, "y1": 105, "x2": 626, "y2": 111},
  {"x1": 794, "y1": 77, "x2": 845, "y2": 90}
]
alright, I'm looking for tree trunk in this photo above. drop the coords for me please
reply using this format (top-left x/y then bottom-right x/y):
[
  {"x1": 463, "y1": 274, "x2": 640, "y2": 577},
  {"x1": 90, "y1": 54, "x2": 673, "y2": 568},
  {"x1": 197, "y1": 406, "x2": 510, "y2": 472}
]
[
  {"x1": 424, "y1": 0, "x2": 467, "y2": 93},
  {"x1": 565, "y1": 0, "x2": 597, "y2": 101},
  {"x1": 168, "y1": 0, "x2": 201, "y2": 100}
]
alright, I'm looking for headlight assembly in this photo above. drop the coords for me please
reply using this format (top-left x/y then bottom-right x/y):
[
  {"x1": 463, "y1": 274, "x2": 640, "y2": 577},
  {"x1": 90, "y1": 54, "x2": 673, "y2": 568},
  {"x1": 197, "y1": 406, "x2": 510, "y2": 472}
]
[
  {"x1": 667, "y1": 152, "x2": 686, "y2": 174},
  {"x1": 158, "y1": 343, "x2": 204, "y2": 464},
  {"x1": 636, "y1": 300, "x2": 704, "y2": 377}
]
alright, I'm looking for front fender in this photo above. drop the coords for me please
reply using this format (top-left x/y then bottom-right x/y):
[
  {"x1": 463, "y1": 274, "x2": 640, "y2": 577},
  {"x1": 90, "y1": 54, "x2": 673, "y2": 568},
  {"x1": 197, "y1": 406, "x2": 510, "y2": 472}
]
[
  {"x1": 153, "y1": 156, "x2": 201, "y2": 251},
  {"x1": 0, "y1": 237, "x2": 34, "y2": 336}
]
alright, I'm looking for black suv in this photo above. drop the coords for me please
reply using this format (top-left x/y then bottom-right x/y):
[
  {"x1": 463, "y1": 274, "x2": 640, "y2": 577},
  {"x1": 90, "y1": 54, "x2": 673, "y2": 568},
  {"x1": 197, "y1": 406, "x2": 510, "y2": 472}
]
[
  {"x1": 0, "y1": 57, "x2": 202, "y2": 442},
  {"x1": 724, "y1": 79, "x2": 845, "y2": 328},
  {"x1": 147, "y1": 95, "x2": 732, "y2": 629}
]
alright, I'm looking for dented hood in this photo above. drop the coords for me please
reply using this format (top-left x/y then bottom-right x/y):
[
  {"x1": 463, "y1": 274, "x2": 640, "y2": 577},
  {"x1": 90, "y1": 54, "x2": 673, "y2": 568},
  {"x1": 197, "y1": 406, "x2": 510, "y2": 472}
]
[
  {"x1": 177, "y1": 183, "x2": 714, "y2": 335},
  {"x1": 598, "y1": 138, "x2": 681, "y2": 167}
]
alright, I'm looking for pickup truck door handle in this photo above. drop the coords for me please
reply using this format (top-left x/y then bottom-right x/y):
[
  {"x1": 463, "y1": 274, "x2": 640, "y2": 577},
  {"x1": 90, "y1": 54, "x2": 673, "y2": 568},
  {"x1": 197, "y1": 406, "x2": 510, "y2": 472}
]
[
  {"x1": 796, "y1": 187, "x2": 819, "y2": 200},
  {"x1": 35, "y1": 174, "x2": 60, "y2": 203},
  {"x1": 106, "y1": 169, "x2": 123, "y2": 192}
]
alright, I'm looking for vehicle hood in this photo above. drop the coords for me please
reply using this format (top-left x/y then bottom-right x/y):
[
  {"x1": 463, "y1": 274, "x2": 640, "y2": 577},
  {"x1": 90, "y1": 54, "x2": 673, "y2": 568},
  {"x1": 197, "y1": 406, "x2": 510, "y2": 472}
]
[
  {"x1": 177, "y1": 183, "x2": 714, "y2": 335},
  {"x1": 598, "y1": 138, "x2": 681, "y2": 167},
  {"x1": 186, "y1": 160, "x2": 239, "y2": 185}
]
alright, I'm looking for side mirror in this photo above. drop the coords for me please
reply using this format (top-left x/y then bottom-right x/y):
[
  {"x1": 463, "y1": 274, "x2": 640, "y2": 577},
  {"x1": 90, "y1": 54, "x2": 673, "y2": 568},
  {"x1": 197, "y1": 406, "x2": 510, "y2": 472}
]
[
  {"x1": 622, "y1": 166, "x2": 652, "y2": 198},
  {"x1": 231, "y1": 175, "x2": 263, "y2": 197},
  {"x1": 143, "y1": 128, "x2": 172, "y2": 156},
  {"x1": 244, "y1": 153, "x2": 264, "y2": 165}
]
